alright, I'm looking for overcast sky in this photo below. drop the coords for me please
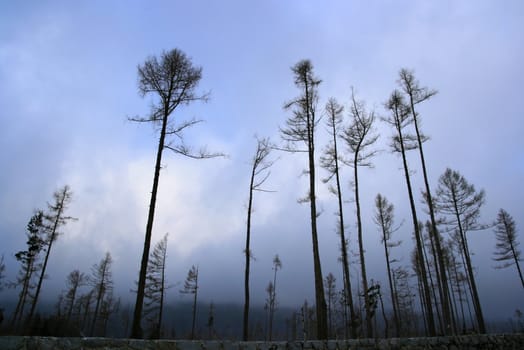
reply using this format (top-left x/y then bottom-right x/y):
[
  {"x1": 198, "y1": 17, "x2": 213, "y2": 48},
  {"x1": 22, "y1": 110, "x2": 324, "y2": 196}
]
[{"x1": 1, "y1": 1, "x2": 523, "y2": 323}]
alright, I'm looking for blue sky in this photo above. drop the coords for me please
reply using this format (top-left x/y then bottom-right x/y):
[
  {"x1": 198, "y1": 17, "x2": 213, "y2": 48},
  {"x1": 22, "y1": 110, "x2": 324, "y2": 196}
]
[{"x1": 1, "y1": 1, "x2": 523, "y2": 324}]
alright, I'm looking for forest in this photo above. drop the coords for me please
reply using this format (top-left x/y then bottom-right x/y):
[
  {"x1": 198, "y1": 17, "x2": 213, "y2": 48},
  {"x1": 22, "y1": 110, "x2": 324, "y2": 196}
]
[{"x1": 0, "y1": 48, "x2": 522, "y2": 341}]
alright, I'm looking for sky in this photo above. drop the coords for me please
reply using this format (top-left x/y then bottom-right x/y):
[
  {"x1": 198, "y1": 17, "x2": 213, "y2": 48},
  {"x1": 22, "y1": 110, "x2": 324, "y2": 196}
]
[{"x1": 0, "y1": 0, "x2": 523, "y2": 325}]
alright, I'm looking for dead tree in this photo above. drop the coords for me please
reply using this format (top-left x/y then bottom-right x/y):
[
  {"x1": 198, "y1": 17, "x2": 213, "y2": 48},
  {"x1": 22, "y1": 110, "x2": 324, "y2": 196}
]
[
  {"x1": 493, "y1": 209, "x2": 523, "y2": 288},
  {"x1": 279, "y1": 59, "x2": 327, "y2": 339},
  {"x1": 373, "y1": 194, "x2": 401, "y2": 337},
  {"x1": 434, "y1": 168, "x2": 487, "y2": 333},
  {"x1": 398, "y1": 68, "x2": 454, "y2": 334},
  {"x1": 243, "y1": 137, "x2": 274, "y2": 340},
  {"x1": 384, "y1": 91, "x2": 436, "y2": 336},
  {"x1": 341, "y1": 89, "x2": 378, "y2": 338},
  {"x1": 129, "y1": 48, "x2": 222, "y2": 338},
  {"x1": 28, "y1": 186, "x2": 75, "y2": 326},
  {"x1": 320, "y1": 98, "x2": 357, "y2": 337}
]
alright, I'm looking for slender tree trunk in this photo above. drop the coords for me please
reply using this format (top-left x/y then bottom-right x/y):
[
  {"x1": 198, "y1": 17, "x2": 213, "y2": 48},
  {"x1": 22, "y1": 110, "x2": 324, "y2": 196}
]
[
  {"x1": 305, "y1": 80, "x2": 327, "y2": 340},
  {"x1": 410, "y1": 97, "x2": 454, "y2": 335},
  {"x1": 158, "y1": 248, "x2": 166, "y2": 336},
  {"x1": 90, "y1": 271, "x2": 107, "y2": 336},
  {"x1": 131, "y1": 110, "x2": 168, "y2": 338},
  {"x1": 421, "y1": 230, "x2": 442, "y2": 333},
  {"x1": 331, "y1": 124, "x2": 357, "y2": 339},
  {"x1": 396, "y1": 125, "x2": 436, "y2": 336},
  {"x1": 191, "y1": 283, "x2": 198, "y2": 340},
  {"x1": 243, "y1": 165, "x2": 256, "y2": 340},
  {"x1": 66, "y1": 283, "x2": 79, "y2": 323},
  {"x1": 11, "y1": 260, "x2": 34, "y2": 330},
  {"x1": 383, "y1": 240, "x2": 400, "y2": 337},
  {"x1": 354, "y1": 161, "x2": 373, "y2": 338},
  {"x1": 509, "y1": 242, "x2": 524, "y2": 288},
  {"x1": 452, "y1": 197, "x2": 486, "y2": 333}
]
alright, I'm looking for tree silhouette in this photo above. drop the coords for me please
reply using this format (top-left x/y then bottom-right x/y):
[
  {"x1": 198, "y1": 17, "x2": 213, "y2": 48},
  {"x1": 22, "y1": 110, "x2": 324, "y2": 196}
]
[
  {"x1": 181, "y1": 265, "x2": 199, "y2": 339},
  {"x1": 63, "y1": 270, "x2": 86, "y2": 324},
  {"x1": 373, "y1": 194, "x2": 402, "y2": 337},
  {"x1": 144, "y1": 233, "x2": 169, "y2": 338},
  {"x1": 0, "y1": 254, "x2": 5, "y2": 292},
  {"x1": 341, "y1": 89, "x2": 378, "y2": 338},
  {"x1": 398, "y1": 68, "x2": 454, "y2": 335},
  {"x1": 243, "y1": 137, "x2": 274, "y2": 340},
  {"x1": 324, "y1": 272, "x2": 336, "y2": 338},
  {"x1": 10, "y1": 211, "x2": 45, "y2": 331},
  {"x1": 493, "y1": 208, "x2": 523, "y2": 288},
  {"x1": 89, "y1": 252, "x2": 113, "y2": 336},
  {"x1": 434, "y1": 168, "x2": 486, "y2": 333},
  {"x1": 279, "y1": 59, "x2": 327, "y2": 339},
  {"x1": 130, "y1": 48, "x2": 222, "y2": 338},
  {"x1": 320, "y1": 97, "x2": 357, "y2": 338},
  {"x1": 28, "y1": 186, "x2": 75, "y2": 327},
  {"x1": 384, "y1": 91, "x2": 436, "y2": 336},
  {"x1": 267, "y1": 254, "x2": 282, "y2": 341}
]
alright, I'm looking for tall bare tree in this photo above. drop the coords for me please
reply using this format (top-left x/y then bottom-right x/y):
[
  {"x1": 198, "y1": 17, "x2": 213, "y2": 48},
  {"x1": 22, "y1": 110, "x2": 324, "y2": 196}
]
[
  {"x1": 181, "y1": 265, "x2": 199, "y2": 340},
  {"x1": 320, "y1": 97, "x2": 357, "y2": 337},
  {"x1": 28, "y1": 186, "x2": 75, "y2": 325},
  {"x1": 493, "y1": 209, "x2": 523, "y2": 288},
  {"x1": 243, "y1": 137, "x2": 274, "y2": 340},
  {"x1": 373, "y1": 194, "x2": 402, "y2": 337},
  {"x1": 434, "y1": 168, "x2": 486, "y2": 333},
  {"x1": 384, "y1": 91, "x2": 436, "y2": 336},
  {"x1": 64, "y1": 269, "x2": 86, "y2": 324},
  {"x1": 341, "y1": 89, "x2": 378, "y2": 338},
  {"x1": 130, "y1": 48, "x2": 222, "y2": 338},
  {"x1": 398, "y1": 68, "x2": 454, "y2": 335},
  {"x1": 279, "y1": 59, "x2": 327, "y2": 339},
  {"x1": 89, "y1": 252, "x2": 113, "y2": 336}
]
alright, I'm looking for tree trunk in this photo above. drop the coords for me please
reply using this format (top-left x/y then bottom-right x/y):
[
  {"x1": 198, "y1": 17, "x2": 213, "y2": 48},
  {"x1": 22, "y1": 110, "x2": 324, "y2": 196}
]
[
  {"x1": 452, "y1": 195, "x2": 486, "y2": 333},
  {"x1": 383, "y1": 239, "x2": 400, "y2": 337},
  {"x1": 243, "y1": 165, "x2": 256, "y2": 340},
  {"x1": 131, "y1": 109, "x2": 169, "y2": 338},
  {"x1": 396, "y1": 122, "x2": 436, "y2": 336},
  {"x1": 304, "y1": 78, "x2": 327, "y2": 340},
  {"x1": 354, "y1": 162, "x2": 373, "y2": 338},
  {"x1": 410, "y1": 96, "x2": 454, "y2": 335},
  {"x1": 331, "y1": 125, "x2": 357, "y2": 339}
]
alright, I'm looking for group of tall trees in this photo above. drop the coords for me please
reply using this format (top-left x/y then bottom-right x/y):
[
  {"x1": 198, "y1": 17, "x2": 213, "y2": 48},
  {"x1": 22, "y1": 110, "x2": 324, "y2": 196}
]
[{"x1": 1, "y1": 48, "x2": 522, "y2": 340}]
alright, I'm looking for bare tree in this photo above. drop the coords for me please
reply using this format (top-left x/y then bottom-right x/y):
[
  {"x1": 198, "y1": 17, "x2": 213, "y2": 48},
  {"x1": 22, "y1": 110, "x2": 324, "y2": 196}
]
[
  {"x1": 324, "y1": 272, "x2": 336, "y2": 338},
  {"x1": 493, "y1": 209, "x2": 523, "y2": 288},
  {"x1": 143, "y1": 233, "x2": 170, "y2": 338},
  {"x1": 384, "y1": 91, "x2": 436, "y2": 336},
  {"x1": 130, "y1": 48, "x2": 222, "y2": 338},
  {"x1": 320, "y1": 97, "x2": 357, "y2": 337},
  {"x1": 398, "y1": 69, "x2": 454, "y2": 335},
  {"x1": 89, "y1": 252, "x2": 113, "y2": 336},
  {"x1": 181, "y1": 265, "x2": 199, "y2": 340},
  {"x1": 267, "y1": 254, "x2": 282, "y2": 341},
  {"x1": 279, "y1": 59, "x2": 327, "y2": 339},
  {"x1": 28, "y1": 186, "x2": 75, "y2": 326},
  {"x1": 341, "y1": 88, "x2": 378, "y2": 338},
  {"x1": 243, "y1": 137, "x2": 274, "y2": 340},
  {"x1": 63, "y1": 270, "x2": 86, "y2": 324},
  {"x1": 434, "y1": 168, "x2": 486, "y2": 333},
  {"x1": 373, "y1": 194, "x2": 402, "y2": 337}
]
